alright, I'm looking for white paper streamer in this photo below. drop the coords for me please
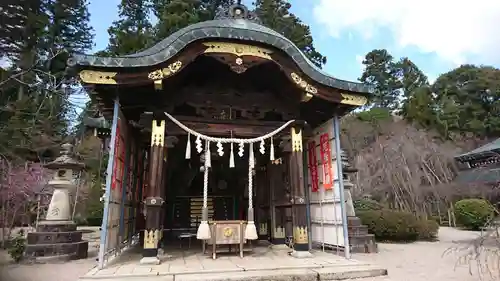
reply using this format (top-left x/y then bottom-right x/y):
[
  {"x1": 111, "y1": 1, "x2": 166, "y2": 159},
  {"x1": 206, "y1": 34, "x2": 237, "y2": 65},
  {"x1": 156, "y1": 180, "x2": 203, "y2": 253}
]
[
  {"x1": 270, "y1": 137, "x2": 275, "y2": 161},
  {"x1": 217, "y1": 141, "x2": 224, "y2": 156},
  {"x1": 229, "y1": 143, "x2": 235, "y2": 168},
  {"x1": 238, "y1": 142, "x2": 244, "y2": 157},
  {"x1": 195, "y1": 135, "x2": 203, "y2": 153},
  {"x1": 185, "y1": 133, "x2": 191, "y2": 159},
  {"x1": 259, "y1": 139, "x2": 265, "y2": 154}
]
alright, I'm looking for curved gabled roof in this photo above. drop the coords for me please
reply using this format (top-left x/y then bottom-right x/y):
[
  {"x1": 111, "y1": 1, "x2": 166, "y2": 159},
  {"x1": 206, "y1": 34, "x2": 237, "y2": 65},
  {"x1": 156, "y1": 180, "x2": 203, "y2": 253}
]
[
  {"x1": 68, "y1": 6, "x2": 373, "y2": 94},
  {"x1": 455, "y1": 138, "x2": 500, "y2": 161}
]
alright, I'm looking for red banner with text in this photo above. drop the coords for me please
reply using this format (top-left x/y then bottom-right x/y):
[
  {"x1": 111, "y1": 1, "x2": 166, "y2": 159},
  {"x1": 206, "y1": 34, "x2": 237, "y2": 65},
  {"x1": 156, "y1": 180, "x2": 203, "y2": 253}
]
[
  {"x1": 319, "y1": 133, "x2": 333, "y2": 190},
  {"x1": 111, "y1": 123, "x2": 121, "y2": 190},
  {"x1": 308, "y1": 141, "x2": 319, "y2": 192}
]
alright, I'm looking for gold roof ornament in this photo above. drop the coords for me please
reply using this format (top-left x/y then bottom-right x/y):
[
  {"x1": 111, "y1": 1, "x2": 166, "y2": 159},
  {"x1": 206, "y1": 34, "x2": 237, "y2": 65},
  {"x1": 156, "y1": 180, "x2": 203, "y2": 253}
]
[
  {"x1": 290, "y1": 73, "x2": 317, "y2": 95},
  {"x1": 340, "y1": 93, "x2": 368, "y2": 106},
  {"x1": 147, "y1": 61, "x2": 183, "y2": 80},
  {"x1": 202, "y1": 42, "x2": 273, "y2": 60},
  {"x1": 79, "y1": 70, "x2": 117, "y2": 84}
]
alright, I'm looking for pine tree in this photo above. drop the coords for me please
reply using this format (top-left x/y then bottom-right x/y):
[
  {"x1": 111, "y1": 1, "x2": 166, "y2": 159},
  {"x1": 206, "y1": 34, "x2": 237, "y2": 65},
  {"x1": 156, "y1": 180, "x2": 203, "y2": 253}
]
[
  {"x1": 254, "y1": 0, "x2": 327, "y2": 68},
  {"x1": 106, "y1": 0, "x2": 154, "y2": 56},
  {"x1": 45, "y1": 0, "x2": 94, "y2": 73},
  {"x1": 359, "y1": 49, "x2": 402, "y2": 110},
  {"x1": 199, "y1": 0, "x2": 234, "y2": 20},
  {"x1": 0, "y1": 0, "x2": 94, "y2": 160},
  {"x1": 153, "y1": 0, "x2": 202, "y2": 40}
]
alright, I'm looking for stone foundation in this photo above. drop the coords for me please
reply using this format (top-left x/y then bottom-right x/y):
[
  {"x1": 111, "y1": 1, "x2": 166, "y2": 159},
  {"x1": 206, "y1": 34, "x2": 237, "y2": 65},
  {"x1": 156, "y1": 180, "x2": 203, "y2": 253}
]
[
  {"x1": 25, "y1": 222, "x2": 89, "y2": 260},
  {"x1": 347, "y1": 217, "x2": 377, "y2": 253}
]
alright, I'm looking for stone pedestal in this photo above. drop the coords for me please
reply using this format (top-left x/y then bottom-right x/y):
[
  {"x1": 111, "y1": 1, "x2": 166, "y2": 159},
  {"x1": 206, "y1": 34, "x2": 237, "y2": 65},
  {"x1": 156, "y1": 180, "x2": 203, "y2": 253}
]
[
  {"x1": 341, "y1": 151, "x2": 378, "y2": 254},
  {"x1": 25, "y1": 144, "x2": 89, "y2": 261},
  {"x1": 25, "y1": 223, "x2": 88, "y2": 260},
  {"x1": 343, "y1": 182, "x2": 377, "y2": 253},
  {"x1": 347, "y1": 217, "x2": 377, "y2": 253}
]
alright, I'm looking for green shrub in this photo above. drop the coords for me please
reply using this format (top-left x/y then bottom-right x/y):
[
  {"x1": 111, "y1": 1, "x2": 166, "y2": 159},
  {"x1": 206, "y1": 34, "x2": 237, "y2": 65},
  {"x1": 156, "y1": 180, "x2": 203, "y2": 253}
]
[
  {"x1": 416, "y1": 219, "x2": 439, "y2": 240},
  {"x1": 358, "y1": 210, "x2": 420, "y2": 242},
  {"x1": 454, "y1": 199, "x2": 495, "y2": 230},
  {"x1": 7, "y1": 230, "x2": 26, "y2": 263},
  {"x1": 353, "y1": 198, "x2": 384, "y2": 212}
]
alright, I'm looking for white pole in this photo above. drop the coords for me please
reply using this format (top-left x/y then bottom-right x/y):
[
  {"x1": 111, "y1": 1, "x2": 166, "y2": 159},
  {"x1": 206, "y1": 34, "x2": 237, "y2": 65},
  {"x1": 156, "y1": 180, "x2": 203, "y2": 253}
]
[{"x1": 332, "y1": 114, "x2": 351, "y2": 259}]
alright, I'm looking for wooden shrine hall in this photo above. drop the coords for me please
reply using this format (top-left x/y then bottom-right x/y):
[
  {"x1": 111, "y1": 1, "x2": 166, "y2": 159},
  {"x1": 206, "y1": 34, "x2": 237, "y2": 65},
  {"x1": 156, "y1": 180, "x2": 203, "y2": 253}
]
[{"x1": 69, "y1": 2, "x2": 373, "y2": 268}]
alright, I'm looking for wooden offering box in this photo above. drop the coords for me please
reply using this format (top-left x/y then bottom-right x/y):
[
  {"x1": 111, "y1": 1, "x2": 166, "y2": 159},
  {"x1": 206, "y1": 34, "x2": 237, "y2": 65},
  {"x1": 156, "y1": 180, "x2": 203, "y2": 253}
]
[{"x1": 203, "y1": 220, "x2": 247, "y2": 259}]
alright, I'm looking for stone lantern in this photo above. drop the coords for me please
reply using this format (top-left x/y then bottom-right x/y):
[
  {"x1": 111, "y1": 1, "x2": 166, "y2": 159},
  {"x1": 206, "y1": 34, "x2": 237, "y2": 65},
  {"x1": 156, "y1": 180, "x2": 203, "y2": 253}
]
[
  {"x1": 340, "y1": 150, "x2": 357, "y2": 217},
  {"x1": 25, "y1": 143, "x2": 89, "y2": 260},
  {"x1": 43, "y1": 143, "x2": 85, "y2": 223},
  {"x1": 339, "y1": 150, "x2": 378, "y2": 253}
]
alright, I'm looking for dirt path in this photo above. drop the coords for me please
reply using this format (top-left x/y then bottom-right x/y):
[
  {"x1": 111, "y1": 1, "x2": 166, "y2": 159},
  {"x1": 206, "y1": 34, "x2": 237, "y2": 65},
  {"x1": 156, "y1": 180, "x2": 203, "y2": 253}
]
[{"x1": 352, "y1": 227, "x2": 493, "y2": 281}]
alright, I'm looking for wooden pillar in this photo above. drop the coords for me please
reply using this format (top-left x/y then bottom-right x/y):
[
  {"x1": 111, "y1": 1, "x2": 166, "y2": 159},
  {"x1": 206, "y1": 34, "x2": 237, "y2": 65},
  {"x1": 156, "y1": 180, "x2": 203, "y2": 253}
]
[
  {"x1": 141, "y1": 119, "x2": 166, "y2": 265},
  {"x1": 269, "y1": 161, "x2": 286, "y2": 246},
  {"x1": 256, "y1": 167, "x2": 269, "y2": 241},
  {"x1": 289, "y1": 124, "x2": 312, "y2": 257}
]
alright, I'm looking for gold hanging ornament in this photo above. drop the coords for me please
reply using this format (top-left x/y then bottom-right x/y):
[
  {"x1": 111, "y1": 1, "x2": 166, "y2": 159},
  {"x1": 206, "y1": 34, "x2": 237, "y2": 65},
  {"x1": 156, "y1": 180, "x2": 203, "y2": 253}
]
[{"x1": 291, "y1": 127, "x2": 303, "y2": 152}]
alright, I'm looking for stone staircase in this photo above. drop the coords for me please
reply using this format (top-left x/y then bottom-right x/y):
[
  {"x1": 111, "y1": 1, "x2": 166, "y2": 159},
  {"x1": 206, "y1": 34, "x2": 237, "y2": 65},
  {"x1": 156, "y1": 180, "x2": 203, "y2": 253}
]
[{"x1": 347, "y1": 216, "x2": 378, "y2": 253}]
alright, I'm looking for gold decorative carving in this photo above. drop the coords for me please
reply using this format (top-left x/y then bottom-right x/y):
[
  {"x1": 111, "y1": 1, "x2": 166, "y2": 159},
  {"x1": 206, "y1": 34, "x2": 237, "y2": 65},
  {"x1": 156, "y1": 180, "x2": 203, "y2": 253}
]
[
  {"x1": 290, "y1": 73, "x2": 317, "y2": 95},
  {"x1": 151, "y1": 120, "x2": 166, "y2": 147},
  {"x1": 79, "y1": 70, "x2": 117, "y2": 84},
  {"x1": 147, "y1": 61, "x2": 183, "y2": 81},
  {"x1": 291, "y1": 127, "x2": 303, "y2": 152},
  {"x1": 301, "y1": 93, "x2": 313, "y2": 102},
  {"x1": 223, "y1": 227, "x2": 233, "y2": 238},
  {"x1": 293, "y1": 227, "x2": 308, "y2": 244},
  {"x1": 202, "y1": 42, "x2": 273, "y2": 60},
  {"x1": 144, "y1": 229, "x2": 160, "y2": 249},
  {"x1": 154, "y1": 80, "x2": 162, "y2": 90},
  {"x1": 340, "y1": 93, "x2": 368, "y2": 106}
]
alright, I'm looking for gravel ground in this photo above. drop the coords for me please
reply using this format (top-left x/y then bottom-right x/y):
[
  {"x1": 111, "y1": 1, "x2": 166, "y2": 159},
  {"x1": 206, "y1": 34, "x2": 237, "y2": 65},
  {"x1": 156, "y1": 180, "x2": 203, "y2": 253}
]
[
  {"x1": 0, "y1": 227, "x2": 496, "y2": 281},
  {"x1": 351, "y1": 227, "x2": 494, "y2": 281}
]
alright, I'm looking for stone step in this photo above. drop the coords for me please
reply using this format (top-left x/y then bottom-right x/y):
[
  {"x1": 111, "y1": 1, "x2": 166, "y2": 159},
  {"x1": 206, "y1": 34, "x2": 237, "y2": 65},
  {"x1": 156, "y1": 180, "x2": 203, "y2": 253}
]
[
  {"x1": 348, "y1": 225, "x2": 369, "y2": 236},
  {"x1": 347, "y1": 217, "x2": 362, "y2": 226},
  {"x1": 27, "y1": 231, "x2": 83, "y2": 244},
  {"x1": 25, "y1": 240, "x2": 89, "y2": 259},
  {"x1": 349, "y1": 234, "x2": 378, "y2": 253},
  {"x1": 37, "y1": 223, "x2": 77, "y2": 232}
]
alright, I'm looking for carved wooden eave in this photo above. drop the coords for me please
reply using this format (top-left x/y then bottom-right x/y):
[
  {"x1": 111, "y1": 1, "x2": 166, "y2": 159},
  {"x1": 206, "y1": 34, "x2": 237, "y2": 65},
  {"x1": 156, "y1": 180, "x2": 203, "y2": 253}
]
[
  {"x1": 78, "y1": 59, "x2": 184, "y2": 87},
  {"x1": 68, "y1": 1, "x2": 372, "y2": 114}
]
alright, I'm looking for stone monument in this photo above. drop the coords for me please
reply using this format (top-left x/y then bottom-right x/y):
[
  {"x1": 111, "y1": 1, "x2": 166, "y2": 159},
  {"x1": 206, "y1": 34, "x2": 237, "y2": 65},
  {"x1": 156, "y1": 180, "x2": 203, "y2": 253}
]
[
  {"x1": 25, "y1": 143, "x2": 89, "y2": 260},
  {"x1": 340, "y1": 150, "x2": 378, "y2": 253}
]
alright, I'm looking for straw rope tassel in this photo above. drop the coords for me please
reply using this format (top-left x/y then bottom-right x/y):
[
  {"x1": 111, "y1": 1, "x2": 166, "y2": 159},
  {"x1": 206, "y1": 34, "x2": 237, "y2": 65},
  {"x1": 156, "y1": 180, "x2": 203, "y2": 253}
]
[
  {"x1": 196, "y1": 145, "x2": 211, "y2": 240},
  {"x1": 245, "y1": 143, "x2": 258, "y2": 240},
  {"x1": 185, "y1": 133, "x2": 191, "y2": 159},
  {"x1": 229, "y1": 142, "x2": 235, "y2": 168}
]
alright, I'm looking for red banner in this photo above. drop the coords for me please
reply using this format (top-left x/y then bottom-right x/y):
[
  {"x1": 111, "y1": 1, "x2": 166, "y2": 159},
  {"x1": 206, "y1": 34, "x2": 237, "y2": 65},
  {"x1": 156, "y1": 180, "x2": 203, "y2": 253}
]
[
  {"x1": 308, "y1": 141, "x2": 319, "y2": 192},
  {"x1": 320, "y1": 133, "x2": 333, "y2": 190},
  {"x1": 111, "y1": 123, "x2": 121, "y2": 190}
]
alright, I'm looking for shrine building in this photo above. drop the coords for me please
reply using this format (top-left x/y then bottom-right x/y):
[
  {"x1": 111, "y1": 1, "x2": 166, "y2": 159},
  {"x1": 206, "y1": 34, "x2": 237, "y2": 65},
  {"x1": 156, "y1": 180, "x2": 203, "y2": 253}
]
[{"x1": 69, "y1": 2, "x2": 373, "y2": 268}]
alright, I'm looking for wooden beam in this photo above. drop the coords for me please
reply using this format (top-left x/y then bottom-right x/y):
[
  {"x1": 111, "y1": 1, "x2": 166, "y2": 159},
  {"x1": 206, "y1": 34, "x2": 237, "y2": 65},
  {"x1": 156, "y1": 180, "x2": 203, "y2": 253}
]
[{"x1": 139, "y1": 113, "x2": 291, "y2": 138}]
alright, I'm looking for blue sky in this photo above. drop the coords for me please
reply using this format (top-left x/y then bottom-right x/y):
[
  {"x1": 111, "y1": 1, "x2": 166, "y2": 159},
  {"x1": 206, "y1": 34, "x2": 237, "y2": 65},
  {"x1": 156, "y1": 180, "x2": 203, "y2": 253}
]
[{"x1": 88, "y1": 0, "x2": 500, "y2": 83}]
